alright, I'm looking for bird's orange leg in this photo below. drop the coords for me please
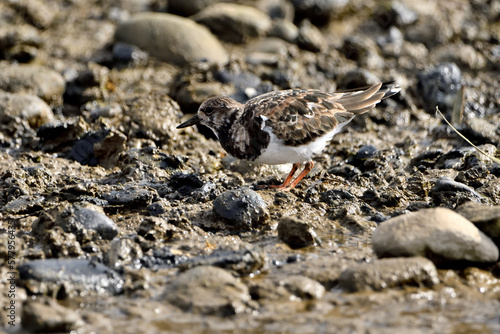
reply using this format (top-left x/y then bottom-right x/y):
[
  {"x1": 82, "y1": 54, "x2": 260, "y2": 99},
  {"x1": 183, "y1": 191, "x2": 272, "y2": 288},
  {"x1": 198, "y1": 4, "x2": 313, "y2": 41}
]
[
  {"x1": 269, "y1": 163, "x2": 300, "y2": 189},
  {"x1": 272, "y1": 161, "x2": 314, "y2": 191}
]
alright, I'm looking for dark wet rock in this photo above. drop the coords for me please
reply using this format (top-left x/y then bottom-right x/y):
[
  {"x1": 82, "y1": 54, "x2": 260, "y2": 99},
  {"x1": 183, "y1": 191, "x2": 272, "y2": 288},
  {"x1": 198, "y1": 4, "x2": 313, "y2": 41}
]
[
  {"x1": 136, "y1": 217, "x2": 182, "y2": 242},
  {"x1": 372, "y1": 208, "x2": 499, "y2": 265},
  {"x1": 341, "y1": 35, "x2": 384, "y2": 69},
  {"x1": 376, "y1": 26, "x2": 404, "y2": 57},
  {"x1": 168, "y1": 0, "x2": 215, "y2": 16},
  {"x1": 410, "y1": 149, "x2": 445, "y2": 169},
  {"x1": 192, "y1": 3, "x2": 272, "y2": 44},
  {"x1": 69, "y1": 205, "x2": 118, "y2": 240},
  {"x1": 112, "y1": 42, "x2": 148, "y2": 65},
  {"x1": 415, "y1": 62, "x2": 462, "y2": 114},
  {"x1": 327, "y1": 164, "x2": 361, "y2": 179},
  {"x1": 2, "y1": 195, "x2": 45, "y2": 214},
  {"x1": 213, "y1": 188, "x2": 267, "y2": 229},
  {"x1": 10, "y1": 0, "x2": 56, "y2": 29},
  {"x1": 337, "y1": 257, "x2": 439, "y2": 292},
  {"x1": 139, "y1": 247, "x2": 190, "y2": 269},
  {"x1": 347, "y1": 145, "x2": 379, "y2": 168},
  {"x1": 18, "y1": 259, "x2": 123, "y2": 298},
  {"x1": 162, "y1": 266, "x2": 250, "y2": 316},
  {"x1": 169, "y1": 173, "x2": 204, "y2": 196},
  {"x1": 115, "y1": 13, "x2": 228, "y2": 65},
  {"x1": 320, "y1": 189, "x2": 356, "y2": 206},
  {"x1": 456, "y1": 202, "x2": 500, "y2": 246},
  {"x1": 63, "y1": 64, "x2": 109, "y2": 105},
  {"x1": 68, "y1": 128, "x2": 126, "y2": 167},
  {"x1": 268, "y1": 19, "x2": 299, "y2": 43},
  {"x1": 296, "y1": 20, "x2": 326, "y2": 52},
  {"x1": 291, "y1": 0, "x2": 348, "y2": 25},
  {"x1": 0, "y1": 91, "x2": 54, "y2": 128},
  {"x1": 22, "y1": 298, "x2": 84, "y2": 333},
  {"x1": 179, "y1": 248, "x2": 267, "y2": 276},
  {"x1": 277, "y1": 216, "x2": 320, "y2": 249},
  {"x1": 433, "y1": 147, "x2": 474, "y2": 170},
  {"x1": 374, "y1": 1, "x2": 419, "y2": 28},
  {"x1": 0, "y1": 64, "x2": 65, "y2": 106},
  {"x1": 250, "y1": 275, "x2": 325, "y2": 301},
  {"x1": 103, "y1": 186, "x2": 157, "y2": 206},
  {"x1": 430, "y1": 176, "x2": 484, "y2": 206},
  {"x1": 104, "y1": 238, "x2": 144, "y2": 269},
  {"x1": 37, "y1": 117, "x2": 90, "y2": 152}
]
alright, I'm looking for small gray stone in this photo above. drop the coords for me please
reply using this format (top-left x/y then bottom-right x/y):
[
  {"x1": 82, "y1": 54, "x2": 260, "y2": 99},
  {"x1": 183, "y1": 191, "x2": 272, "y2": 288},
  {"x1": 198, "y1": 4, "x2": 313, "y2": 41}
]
[
  {"x1": 0, "y1": 91, "x2": 54, "y2": 128},
  {"x1": 115, "y1": 13, "x2": 228, "y2": 65},
  {"x1": 213, "y1": 188, "x2": 267, "y2": 229},
  {"x1": 372, "y1": 208, "x2": 499, "y2": 265},
  {"x1": 268, "y1": 19, "x2": 299, "y2": 43},
  {"x1": 337, "y1": 257, "x2": 439, "y2": 292},
  {"x1": 162, "y1": 266, "x2": 250, "y2": 316},
  {"x1": 296, "y1": 20, "x2": 326, "y2": 52},
  {"x1": 22, "y1": 298, "x2": 84, "y2": 332},
  {"x1": 18, "y1": 259, "x2": 124, "y2": 297},
  {"x1": 71, "y1": 206, "x2": 118, "y2": 240},
  {"x1": 103, "y1": 186, "x2": 156, "y2": 206},
  {"x1": 416, "y1": 62, "x2": 462, "y2": 114},
  {"x1": 278, "y1": 216, "x2": 319, "y2": 248},
  {"x1": 0, "y1": 64, "x2": 65, "y2": 106},
  {"x1": 192, "y1": 3, "x2": 272, "y2": 43},
  {"x1": 280, "y1": 275, "x2": 325, "y2": 299}
]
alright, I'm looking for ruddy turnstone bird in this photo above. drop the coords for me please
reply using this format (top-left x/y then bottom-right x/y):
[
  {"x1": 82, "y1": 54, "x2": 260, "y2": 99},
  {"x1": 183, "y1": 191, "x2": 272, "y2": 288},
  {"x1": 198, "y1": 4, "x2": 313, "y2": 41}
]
[{"x1": 177, "y1": 82, "x2": 401, "y2": 191}]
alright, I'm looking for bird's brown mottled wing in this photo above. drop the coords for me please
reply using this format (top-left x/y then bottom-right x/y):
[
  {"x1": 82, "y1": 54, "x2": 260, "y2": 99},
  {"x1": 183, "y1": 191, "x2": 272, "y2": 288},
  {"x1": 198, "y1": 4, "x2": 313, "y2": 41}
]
[{"x1": 243, "y1": 83, "x2": 386, "y2": 146}]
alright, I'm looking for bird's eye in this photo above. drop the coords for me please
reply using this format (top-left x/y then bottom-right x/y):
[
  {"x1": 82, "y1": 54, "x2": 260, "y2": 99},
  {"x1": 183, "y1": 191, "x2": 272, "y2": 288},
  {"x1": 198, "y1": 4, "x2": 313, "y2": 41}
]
[{"x1": 204, "y1": 106, "x2": 214, "y2": 114}]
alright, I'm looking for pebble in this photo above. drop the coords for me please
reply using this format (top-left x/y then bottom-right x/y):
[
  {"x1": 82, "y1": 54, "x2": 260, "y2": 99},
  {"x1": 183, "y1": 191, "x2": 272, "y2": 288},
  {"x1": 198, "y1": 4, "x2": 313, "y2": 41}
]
[
  {"x1": 2, "y1": 195, "x2": 45, "y2": 214},
  {"x1": 11, "y1": 0, "x2": 56, "y2": 29},
  {"x1": 115, "y1": 13, "x2": 228, "y2": 65},
  {"x1": 169, "y1": 173, "x2": 204, "y2": 196},
  {"x1": 456, "y1": 202, "x2": 500, "y2": 245},
  {"x1": 104, "y1": 238, "x2": 144, "y2": 269},
  {"x1": 213, "y1": 188, "x2": 267, "y2": 229},
  {"x1": 0, "y1": 24, "x2": 42, "y2": 62},
  {"x1": 192, "y1": 3, "x2": 272, "y2": 43},
  {"x1": 374, "y1": 1, "x2": 418, "y2": 28},
  {"x1": 136, "y1": 217, "x2": 181, "y2": 242},
  {"x1": 296, "y1": 20, "x2": 326, "y2": 52},
  {"x1": 277, "y1": 216, "x2": 320, "y2": 248},
  {"x1": 22, "y1": 298, "x2": 84, "y2": 332},
  {"x1": 0, "y1": 64, "x2": 65, "y2": 106},
  {"x1": 18, "y1": 259, "x2": 124, "y2": 297},
  {"x1": 430, "y1": 176, "x2": 484, "y2": 205},
  {"x1": 0, "y1": 91, "x2": 54, "y2": 128},
  {"x1": 341, "y1": 35, "x2": 384, "y2": 69},
  {"x1": 37, "y1": 117, "x2": 89, "y2": 152},
  {"x1": 268, "y1": 19, "x2": 299, "y2": 43},
  {"x1": 372, "y1": 208, "x2": 499, "y2": 265},
  {"x1": 337, "y1": 257, "x2": 439, "y2": 292},
  {"x1": 251, "y1": 275, "x2": 325, "y2": 301},
  {"x1": 416, "y1": 62, "x2": 462, "y2": 114},
  {"x1": 162, "y1": 266, "x2": 250, "y2": 316}
]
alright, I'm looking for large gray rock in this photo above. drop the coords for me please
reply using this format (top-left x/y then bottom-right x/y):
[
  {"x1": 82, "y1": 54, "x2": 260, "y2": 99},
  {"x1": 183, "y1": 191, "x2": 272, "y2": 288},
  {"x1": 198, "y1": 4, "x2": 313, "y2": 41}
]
[
  {"x1": 115, "y1": 13, "x2": 228, "y2": 65},
  {"x1": 192, "y1": 3, "x2": 272, "y2": 43},
  {"x1": 372, "y1": 208, "x2": 499, "y2": 265}
]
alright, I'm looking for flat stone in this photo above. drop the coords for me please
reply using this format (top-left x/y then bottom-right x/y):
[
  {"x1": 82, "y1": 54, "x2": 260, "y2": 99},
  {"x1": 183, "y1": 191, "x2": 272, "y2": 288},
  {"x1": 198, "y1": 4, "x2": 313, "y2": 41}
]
[
  {"x1": 372, "y1": 208, "x2": 499, "y2": 265},
  {"x1": 162, "y1": 266, "x2": 250, "y2": 316},
  {"x1": 0, "y1": 91, "x2": 54, "y2": 128},
  {"x1": 192, "y1": 3, "x2": 272, "y2": 43},
  {"x1": 337, "y1": 257, "x2": 439, "y2": 292},
  {"x1": 115, "y1": 12, "x2": 228, "y2": 65}
]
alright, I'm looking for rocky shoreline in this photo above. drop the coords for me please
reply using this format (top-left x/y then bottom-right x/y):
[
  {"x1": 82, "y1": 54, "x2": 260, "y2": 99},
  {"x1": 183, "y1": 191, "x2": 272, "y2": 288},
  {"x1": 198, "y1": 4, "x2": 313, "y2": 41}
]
[{"x1": 1, "y1": 0, "x2": 500, "y2": 332}]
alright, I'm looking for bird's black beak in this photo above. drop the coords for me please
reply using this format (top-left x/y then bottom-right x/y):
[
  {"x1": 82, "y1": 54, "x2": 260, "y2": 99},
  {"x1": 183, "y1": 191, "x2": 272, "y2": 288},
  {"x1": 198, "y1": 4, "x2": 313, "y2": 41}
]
[{"x1": 177, "y1": 115, "x2": 201, "y2": 129}]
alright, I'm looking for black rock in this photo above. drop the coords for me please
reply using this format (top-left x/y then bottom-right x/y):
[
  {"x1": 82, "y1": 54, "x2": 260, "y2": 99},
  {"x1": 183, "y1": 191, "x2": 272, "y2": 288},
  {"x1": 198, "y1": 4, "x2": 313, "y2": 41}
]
[
  {"x1": 430, "y1": 176, "x2": 484, "y2": 207},
  {"x1": 213, "y1": 188, "x2": 267, "y2": 229},
  {"x1": 169, "y1": 173, "x2": 204, "y2": 196},
  {"x1": 71, "y1": 206, "x2": 118, "y2": 240},
  {"x1": 416, "y1": 63, "x2": 462, "y2": 114}
]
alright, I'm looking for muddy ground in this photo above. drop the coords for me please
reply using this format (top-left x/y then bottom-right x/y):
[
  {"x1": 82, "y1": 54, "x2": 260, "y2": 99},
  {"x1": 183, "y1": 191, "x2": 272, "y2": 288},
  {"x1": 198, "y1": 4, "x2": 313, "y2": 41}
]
[{"x1": 1, "y1": 0, "x2": 500, "y2": 333}]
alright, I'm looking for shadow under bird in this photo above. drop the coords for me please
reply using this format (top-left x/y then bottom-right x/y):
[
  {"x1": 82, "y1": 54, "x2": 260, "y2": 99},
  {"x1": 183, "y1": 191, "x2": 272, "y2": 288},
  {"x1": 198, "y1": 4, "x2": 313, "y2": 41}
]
[{"x1": 177, "y1": 82, "x2": 401, "y2": 191}]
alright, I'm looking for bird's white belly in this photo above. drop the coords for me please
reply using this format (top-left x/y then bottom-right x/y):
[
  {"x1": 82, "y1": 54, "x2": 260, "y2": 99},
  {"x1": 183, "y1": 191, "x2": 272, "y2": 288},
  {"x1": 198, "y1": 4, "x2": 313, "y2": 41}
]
[{"x1": 253, "y1": 121, "x2": 350, "y2": 164}]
